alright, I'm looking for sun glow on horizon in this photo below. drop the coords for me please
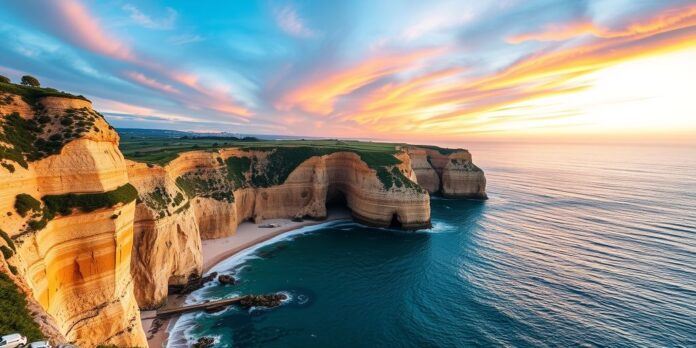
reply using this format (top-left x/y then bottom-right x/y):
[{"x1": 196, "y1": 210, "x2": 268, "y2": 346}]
[{"x1": 463, "y1": 47, "x2": 696, "y2": 140}]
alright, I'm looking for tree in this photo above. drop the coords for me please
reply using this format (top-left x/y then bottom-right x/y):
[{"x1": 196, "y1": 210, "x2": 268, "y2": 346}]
[
  {"x1": 0, "y1": 75, "x2": 9, "y2": 84},
  {"x1": 21, "y1": 75, "x2": 40, "y2": 87}
]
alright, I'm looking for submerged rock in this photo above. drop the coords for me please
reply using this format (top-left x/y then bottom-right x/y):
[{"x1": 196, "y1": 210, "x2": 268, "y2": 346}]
[
  {"x1": 169, "y1": 272, "x2": 217, "y2": 295},
  {"x1": 193, "y1": 336, "x2": 215, "y2": 348},
  {"x1": 239, "y1": 293, "x2": 287, "y2": 309},
  {"x1": 218, "y1": 274, "x2": 236, "y2": 285}
]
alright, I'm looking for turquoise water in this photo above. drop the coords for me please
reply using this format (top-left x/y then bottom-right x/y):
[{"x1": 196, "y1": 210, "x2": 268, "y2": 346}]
[{"x1": 168, "y1": 143, "x2": 696, "y2": 347}]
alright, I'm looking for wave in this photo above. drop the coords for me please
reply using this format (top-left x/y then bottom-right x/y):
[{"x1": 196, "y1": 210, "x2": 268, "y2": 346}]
[{"x1": 167, "y1": 220, "x2": 346, "y2": 347}]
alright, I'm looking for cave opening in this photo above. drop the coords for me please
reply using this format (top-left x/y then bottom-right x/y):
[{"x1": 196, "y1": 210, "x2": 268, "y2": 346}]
[
  {"x1": 389, "y1": 213, "x2": 403, "y2": 229},
  {"x1": 326, "y1": 184, "x2": 351, "y2": 215}
]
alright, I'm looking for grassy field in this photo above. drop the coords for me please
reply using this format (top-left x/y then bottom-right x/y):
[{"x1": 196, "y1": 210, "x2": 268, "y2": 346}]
[
  {"x1": 118, "y1": 129, "x2": 404, "y2": 166},
  {"x1": 117, "y1": 129, "x2": 459, "y2": 190}
]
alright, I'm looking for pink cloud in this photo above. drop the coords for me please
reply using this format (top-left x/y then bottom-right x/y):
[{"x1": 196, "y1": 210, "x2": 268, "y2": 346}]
[
  {"x1": 126, "y1": 71, "x2": 180, "y2": 94},
  {"x1": 54, "y1": 0, "x2": 134, "y2": 60}
]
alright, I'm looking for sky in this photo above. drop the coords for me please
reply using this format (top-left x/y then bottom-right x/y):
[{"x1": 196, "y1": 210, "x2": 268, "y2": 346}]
[{"x1": 0, "y1": 0, "x2": 695, "y2": 144}]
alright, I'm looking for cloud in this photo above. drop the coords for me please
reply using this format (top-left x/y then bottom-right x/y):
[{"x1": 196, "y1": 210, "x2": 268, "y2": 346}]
[
  {"x1": 125, "y1": 71, "x2": 180, "y2": 94},
  {"x1": 328, "y1": 5, "x2": 696, "y2": 138},
  {"x1": 167, "y1": 34, "x2": 205, "y2": 45},
  {"x1": 507, "y1": 4, "x2": 696, "y2": 43},
  {"x1": 122, "y1": 4, "x2": 178, "y2": 30},
  {"x1": 53, "y1": 0, "x2": 134, "y2": 60},
  {"x1": 276, "y1": 47, "x2": 446, "y2": 114},
  {"x1": 273, "y1": 5, "x2": 316, "y2": 38}
]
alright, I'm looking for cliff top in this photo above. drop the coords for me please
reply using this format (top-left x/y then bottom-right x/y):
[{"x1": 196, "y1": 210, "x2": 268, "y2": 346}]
[
  {"x1": 118, "y1": 129, "x2": 464, "y2": 166},
  {"x1": 0, "y1": 81, "x2": 88, "y2": 106}
]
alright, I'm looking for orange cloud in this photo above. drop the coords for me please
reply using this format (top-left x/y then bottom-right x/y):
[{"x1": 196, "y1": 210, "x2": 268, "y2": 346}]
[
  {"x1": 277, "y1": 47, "x2": 446, "y2": 115},
  {"x1": 507, "y1": 4, "x2": 696, "y2": 43},
  {"x1": 55, "y1": 0, "x2": 135, "y2": 60},
  {"x1": 334, "y1": 6, "x2": 696, "y2": 139}
]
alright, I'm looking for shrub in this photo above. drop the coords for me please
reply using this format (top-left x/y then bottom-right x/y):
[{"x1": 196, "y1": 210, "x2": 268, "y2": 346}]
[
  {"x1": 42, "y1": 184, "x2": 138, "y2": 216},
  {"x1": 0, "y1": 229, "x2": 16, "y2": 251},
  {"x1": 0, "y1": 245, "x2": 13, "y2": 259},
  {"x1": 0, "y1": 272, "x2": 44, "y2": 340},
  {"x1": 225, "y1": 156, "x2": 251, "y2": 187},
  {"x1": 20, "y1": 75, "x2": 40, "y2": 87},
  {"x1": 14, "y1": 194, "x2": 41, "y2": 217},
  {"x1": 0, "y1": 75, "x2": 9, "y2": 83},
  {"x1": 1, "y1": 162, "x2": 15, "y2": 173}
]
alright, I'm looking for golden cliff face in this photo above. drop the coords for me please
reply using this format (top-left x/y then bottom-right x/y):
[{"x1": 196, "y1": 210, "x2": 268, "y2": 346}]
[
  {"x1": 2, "y1": 90, "x2": 486, "y2": 345},
  {"x1": 126, "y1": 162, "x2": 202, "y2": 309},
  {"x1": 0, "y1": 96, "x2": 146, "y2": 347},
  {"x1": 127, "y1": 148, "x2": 433, "y2": 307},
  {"x1": 408, "y1": 147, "x2": 488, "y2": 199}
]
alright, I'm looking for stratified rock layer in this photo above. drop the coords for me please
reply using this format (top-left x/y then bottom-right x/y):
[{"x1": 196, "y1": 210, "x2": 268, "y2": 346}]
[
  {"x1": 408, "y1": 147, "x2": 487, "y2": 199},
  {"x1": 1, "y1": 90, "x2": 486, "y2": 346},
  {"x1": 0, "y1": 97, "x2": 146, "y2": 347}
]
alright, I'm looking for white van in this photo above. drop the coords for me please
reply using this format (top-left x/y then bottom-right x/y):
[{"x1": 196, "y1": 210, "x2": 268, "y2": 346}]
[
  {"x1": 29, "y1": 341, "x2": 52, "y2": 348},
  {"x1": 0, "y1": 334, "x2": 27, "y2": 348}
]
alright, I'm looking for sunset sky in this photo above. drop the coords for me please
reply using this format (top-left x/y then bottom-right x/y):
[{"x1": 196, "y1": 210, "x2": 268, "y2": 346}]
[{"x1": 1, "y1": 0, "x2": 695, "y2": 143}]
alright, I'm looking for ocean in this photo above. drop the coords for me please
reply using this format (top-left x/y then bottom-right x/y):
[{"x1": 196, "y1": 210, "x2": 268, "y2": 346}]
[{"x1": 167, "y1": 143, "x2": 696, "y2": 347}]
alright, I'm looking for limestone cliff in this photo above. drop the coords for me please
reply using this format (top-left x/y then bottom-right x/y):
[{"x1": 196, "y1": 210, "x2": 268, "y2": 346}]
[
  {"x1": 0, "y1": 90, "x2": 146, "y2": 347},
  {"x1": 128, "y1": 147, "x2": 434, "y2": 308},
  {"x1": 407, "y1": 146, "x2": 487, "y2": 199},
  {"x1": 1, "y1": 84, "x2": 486, "y2": 346}
]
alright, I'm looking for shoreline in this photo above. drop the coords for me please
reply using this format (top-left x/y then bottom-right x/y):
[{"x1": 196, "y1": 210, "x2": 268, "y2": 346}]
[{"x1": 143, "y1": 209, "x2": 352, "y2": 348}]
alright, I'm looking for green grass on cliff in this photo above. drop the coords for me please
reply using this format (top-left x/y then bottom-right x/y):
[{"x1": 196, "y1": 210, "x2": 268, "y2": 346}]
[
  {"x1": 0, "y1": 81, "x2": 88, "y2": 106},
  {"x1": 42, "y1": 183, "x2": 138, "y2": 216},
  {"x1": 119, "y1": 133, "x2": 407, "y2": 188},
  {"x1": 15, "y1": 184, "x2": 139, "y2": 233},
  {"x1": 0, "y1": 272, "x2": 44, "y2": 341},
  {"x1": 1, "y1": 108, "x2": 101, "y2": 169},
  {"x1": 225, "y1": 156, "x2": 251, "y2": 187}
]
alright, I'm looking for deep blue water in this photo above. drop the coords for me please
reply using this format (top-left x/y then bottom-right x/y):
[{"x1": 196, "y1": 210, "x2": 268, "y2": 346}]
[{"x1": 169, "y1": 143, "x2": 696, "y2": 347}]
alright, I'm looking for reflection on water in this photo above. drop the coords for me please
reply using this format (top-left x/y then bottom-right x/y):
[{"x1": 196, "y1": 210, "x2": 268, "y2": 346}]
[{"x1": 169, "y1": 143, "x2": 696, "y2": 347}]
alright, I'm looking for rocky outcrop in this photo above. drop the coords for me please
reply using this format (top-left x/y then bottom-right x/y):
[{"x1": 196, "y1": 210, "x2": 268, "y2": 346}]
[
  {"x1": 127, "y1": 162, "x2": 202, "y2": 309},
  {"x1": 407, "y1": 146, "x2": 487, "y2": 199}
]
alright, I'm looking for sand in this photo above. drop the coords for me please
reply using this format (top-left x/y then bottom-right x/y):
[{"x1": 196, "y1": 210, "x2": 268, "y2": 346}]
[{"x1": 144, "y1": 209, "x2": 351, "y2": 347}]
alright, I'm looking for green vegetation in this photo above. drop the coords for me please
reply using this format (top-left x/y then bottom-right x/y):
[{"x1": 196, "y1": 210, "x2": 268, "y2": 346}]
[
  {"x1": 1, "y1": 245, "x2": 13, "y2": 259},
  {"x1": 0, "y1": 229, "x2": 15, "y2": 251},
  {"x1": 118, "y1": 132, "x2": 403, "y2": 167},
  {"x1": 225, "y1": 156, "x2": 251, "y2": 187},
  {"x1": 0, "y1": 81, "x2": 87, "y2": 106},
  {"x1": 43, "y1": 184, "x2": 138, "y2": 216},
  {"x1": 21, "y1": 184, "x2": 138, "y2": 232},
  {"x1": 20, "y1": 75, "x2": 40, "y2": 87},
  {"x1": 14, "y1": 194, "x2": 41, "y2": 217},
  {"x1": 176, "y1": 172, "x2": 233, "y2": 202},
  {"x1": 0, "y1": 272, "x2": 44, "y2": 341},
  {"x1": 414, "y1": 144, "x2": 464, "y2": 155},
  {"x1": 1, "y1": 107, "x2": 101, "y2": 168},
  {"x1": 0, "y1": 75, "x2": 9, "y2": 84},
  {"x1": 172, "y1": 192, "x2": 185, "y2": 207},
  {"x1": 117, "y1": 131, "x2": 462, "y2": 191}
]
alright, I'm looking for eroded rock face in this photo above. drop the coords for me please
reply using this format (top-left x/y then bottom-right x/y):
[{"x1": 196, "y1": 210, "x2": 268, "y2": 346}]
[
  {"x1": 408, "y1": 147, "x2": 487, "y2": 199},
  {"x1": 2, "y1": 91, "x2": 486, "y2": 346},
  {"x1": 0, "y1": 97, "x2": 146, "y2": 347},
  {"x1": 127, "y1": 162, "x2": 202, "y2": 309}
]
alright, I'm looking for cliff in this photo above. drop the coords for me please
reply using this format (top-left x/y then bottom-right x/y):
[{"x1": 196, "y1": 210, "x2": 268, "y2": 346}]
[
  {"x1": 0, "y1": 86, "x2": 145, "y2": 346},
  {"x1": 407, "y1": 146, "x2": 487, "y2": 199},
  {"x1": 1, "y1": 84, "x2": 486, "y2": 346}
]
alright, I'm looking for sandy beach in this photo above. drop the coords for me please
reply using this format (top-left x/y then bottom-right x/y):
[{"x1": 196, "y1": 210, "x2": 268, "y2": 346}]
[{"x1": 143, "y1": 209, "x2": 351, "y2": 347}]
